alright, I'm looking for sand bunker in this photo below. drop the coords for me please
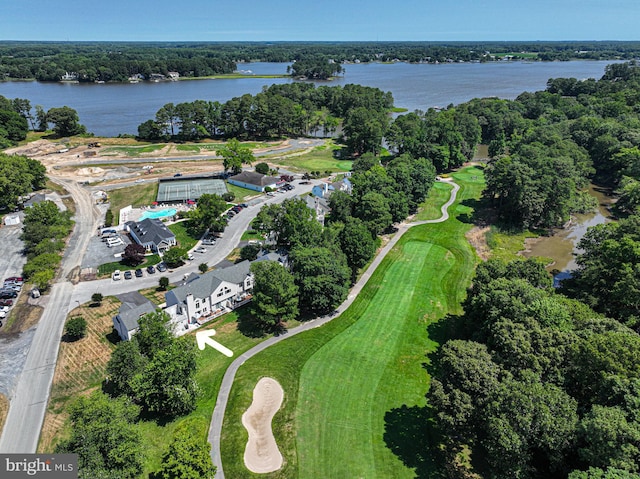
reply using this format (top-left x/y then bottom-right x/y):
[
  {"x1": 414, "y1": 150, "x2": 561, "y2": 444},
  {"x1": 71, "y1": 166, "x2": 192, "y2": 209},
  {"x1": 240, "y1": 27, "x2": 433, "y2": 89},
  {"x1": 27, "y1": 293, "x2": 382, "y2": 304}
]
[{"x1": 242, "y1": 377, "x2": 284, "y2": 473}]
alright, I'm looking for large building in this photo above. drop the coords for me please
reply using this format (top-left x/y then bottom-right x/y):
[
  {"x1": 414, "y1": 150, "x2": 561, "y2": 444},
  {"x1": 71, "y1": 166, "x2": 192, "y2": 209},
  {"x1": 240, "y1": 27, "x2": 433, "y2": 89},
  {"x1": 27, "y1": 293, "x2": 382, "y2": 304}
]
[
  {"x1": 126, "y1": 218, "x2": 176, "y2": 254},
  {"x1": 164, "y1": 260, "x2": 254, "y2": 327},
  {"x1": 227, "y1": 171, "x2": 282, "y2": 192}
]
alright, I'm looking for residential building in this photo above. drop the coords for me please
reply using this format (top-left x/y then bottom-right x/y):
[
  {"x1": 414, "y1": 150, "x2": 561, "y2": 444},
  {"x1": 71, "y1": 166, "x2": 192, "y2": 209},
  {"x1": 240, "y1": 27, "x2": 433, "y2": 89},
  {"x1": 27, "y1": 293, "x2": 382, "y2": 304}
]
[
  {"x1": 228, "y1": 171, "x2": 281, "y2": 192},
  {"x1": 126, "y1": 218, "x2": 176, "y2": 254},
  {"x1": 302, "y1": 194, "x2": 331, "y2": 225},
  {"x1": 164, "y1": 260, "x2": 254, "y2": 326},
  {"x1": 112, "y1": 300, "x2": 157, "y2": 341}
]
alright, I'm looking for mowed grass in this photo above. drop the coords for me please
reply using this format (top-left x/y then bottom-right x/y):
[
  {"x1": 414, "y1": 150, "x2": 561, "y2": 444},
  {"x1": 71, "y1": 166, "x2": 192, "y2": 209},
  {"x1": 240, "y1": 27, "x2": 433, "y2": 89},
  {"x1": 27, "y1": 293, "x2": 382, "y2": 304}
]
[
  {"x1": 270, "y1": 142, "x2": 353, "y2": 173},
  {"x1": 414, "y1": 180, "x2": 454, "y2": 221},
  {"x1": 219, "y1": 166, "x2": 485, "y2": 478},
  {"x1": 101, "y1": 144, "x2": 166, "y2": 156}
]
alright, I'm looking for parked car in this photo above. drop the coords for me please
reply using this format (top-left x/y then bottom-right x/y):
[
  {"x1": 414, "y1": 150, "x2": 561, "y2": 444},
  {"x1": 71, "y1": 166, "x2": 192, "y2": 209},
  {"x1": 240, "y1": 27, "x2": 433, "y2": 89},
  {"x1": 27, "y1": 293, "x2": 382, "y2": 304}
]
[
  {"x1": 135, "y1": 268, "x2": 143, "y2": 278},
  {"x1": 187, "y1": 252, "x2": 194, "y2": 260},
  {"x1": 0, "y1": 299, "x2": 13, "y2": 307},
  {"x1": 146, "y1": 265, "x2": 156, "y2": 274},
  {"x1": 202, "y1": 238, "x2": 216, "y2": 245},
  {"x1": 112, "y1": 270, "x2": 122, "y2": 281},
  {"x1": 0, "y1": 306, "x2": 9, "y2": 313},
  {"x1": 4, "y1": 276, "x2": 23, "y2": 284},
  {"x1": 0, "y1": 290, "x2": 17, "y2": 299},
  {"x1": 195, "y1": 246, "x2": 207, "y2": 254},
  {"x1": 3, "y1": 284, "x2": 21, "y2": 292},
  {"x1": 124, "y1": 271, "x2": 132, "y2": 280},
  {"x1": 0, "y1": 311, "x2": 6, "y2": 319},
  {"x1": 174, "y1": 173, "x2": 183, "y2": 177},
  {"x1": 156, "y1": 263, "x2": 167, "y2": 272}
]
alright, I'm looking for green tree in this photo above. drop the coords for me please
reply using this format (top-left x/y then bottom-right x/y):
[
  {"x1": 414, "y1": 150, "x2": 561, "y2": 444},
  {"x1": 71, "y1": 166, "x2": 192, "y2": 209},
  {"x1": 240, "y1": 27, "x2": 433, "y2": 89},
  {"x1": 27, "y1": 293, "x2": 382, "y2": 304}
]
[
  {"x1": 163, "y1": 247, "x2": 187, "y2": 268},
  {"x1": 339, "y1": 217, "x2": 376, "y2": 277},
  {"x1": 250, "y1": 260, "x2": 299, "y2": 331},
  {"x1": 46, "y1": 106, "x2": 86, "y2": 137},
  {"x1": 64, "y1": 316, "x2": 87, "y2": 341},
  {"x1": 156, "y1": 420, "x2": 216, "y2": 479},
  {"x1": 159, "y1": 276, "x2": 169, "y2": 291},
  {"x1": 343, "y1": 106, "x2": 387, "y2": 155},
  {"x1": 569, "y1": 467, "x2": 640, "y2": 479},
  {"x1": 106, "y1": 339, "x2": 147, "y2": 397},
  {"x1": 198, "y1": 262, "x2": 209, "y2": 274},
  {"x1": 579, "y1": 405, "x2": 640, "y2": 472},
  {"x1": 219, "y1": 138, "x2": 254, "y2": 175},
  {"x1": 254, "y1": 162, "x2": 270, "y2": 175},
  {"x1": 240, "y1": 244, "x2": 260, "y2": 261},
  {"x1": 91, "y1": 293, "x2": 103, "y2": 306},
  {"x1": 135, "y1": 311, "x2": 172, "y2": 359},
  {"x1": 290, "y1": 246, "x2": 350, "y2": 315},
  {"x1": 55, "y1": 392, "x2": 144, "y2": 479},
  {"x1": 30, "y1": 268, "x2": 55, "y2": 291},
  {"x1": 353, "y1": 191, "x2": 393, "y2": 235},
  {"x1": 188, "y1": 193, "x2": 228, "y2": 235},
  {"x1": 131, "y1": 339, "x2": 199, "y2": 417}
]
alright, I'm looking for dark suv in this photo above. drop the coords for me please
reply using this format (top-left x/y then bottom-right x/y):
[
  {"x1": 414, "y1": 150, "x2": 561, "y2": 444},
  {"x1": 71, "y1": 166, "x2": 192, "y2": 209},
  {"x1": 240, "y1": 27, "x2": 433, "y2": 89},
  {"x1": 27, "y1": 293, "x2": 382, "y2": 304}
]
[{"x1": 0, "y1": 290, "x2": 17, "y2": 299}]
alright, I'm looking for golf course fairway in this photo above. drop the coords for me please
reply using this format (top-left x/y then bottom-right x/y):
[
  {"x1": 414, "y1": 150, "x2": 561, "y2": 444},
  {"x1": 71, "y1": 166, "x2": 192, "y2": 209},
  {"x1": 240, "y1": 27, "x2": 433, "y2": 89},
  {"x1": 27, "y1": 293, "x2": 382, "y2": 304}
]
[{"x1": 220, "y1": 166, "x2": 485, "y2": 478}]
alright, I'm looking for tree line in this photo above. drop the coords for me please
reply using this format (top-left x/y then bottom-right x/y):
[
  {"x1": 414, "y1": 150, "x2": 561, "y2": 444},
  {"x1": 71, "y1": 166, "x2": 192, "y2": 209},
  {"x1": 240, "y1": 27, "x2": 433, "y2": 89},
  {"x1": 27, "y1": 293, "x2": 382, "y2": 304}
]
[
  {"x1": 464, "y1": 61, "x2": 640, "y2": 229},
  {"x1": 248, "y1": 151, "x2": 435, "y2": 331},
  {"x1": 2, "y1": 41, "x2": 640, "y2": 82},
  {"x1": 424, "y1": 258, "x2": 640, "y2": 479},
  {"x1": 137, "y1": 82, "x2": 393, "y2": 145},
  {"x1": 57, "y1": 311, "x2": 215, "y2": 479}
]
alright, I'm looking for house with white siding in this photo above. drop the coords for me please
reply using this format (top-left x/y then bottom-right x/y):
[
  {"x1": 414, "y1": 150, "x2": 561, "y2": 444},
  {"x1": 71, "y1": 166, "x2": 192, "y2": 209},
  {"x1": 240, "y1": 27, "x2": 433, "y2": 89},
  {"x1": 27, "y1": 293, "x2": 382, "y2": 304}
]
[{"x1": 164, "y1": 260, "x2": 253, "y2": 327}]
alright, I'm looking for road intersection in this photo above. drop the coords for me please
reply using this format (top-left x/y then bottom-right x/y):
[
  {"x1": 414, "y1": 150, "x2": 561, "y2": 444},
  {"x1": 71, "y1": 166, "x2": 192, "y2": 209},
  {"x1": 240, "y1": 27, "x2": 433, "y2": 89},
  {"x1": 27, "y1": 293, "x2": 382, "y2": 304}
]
[{"x1": 0, "y1": 172, "x2": 315, "y2": 454}]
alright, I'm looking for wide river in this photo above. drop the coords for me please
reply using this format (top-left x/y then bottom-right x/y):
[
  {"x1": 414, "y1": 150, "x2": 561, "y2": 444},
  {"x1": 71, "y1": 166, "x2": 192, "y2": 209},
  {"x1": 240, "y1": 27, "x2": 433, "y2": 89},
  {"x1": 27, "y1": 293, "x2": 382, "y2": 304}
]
[{"x1": 0, "y1": 60, "x2": 619, "y2": 137}]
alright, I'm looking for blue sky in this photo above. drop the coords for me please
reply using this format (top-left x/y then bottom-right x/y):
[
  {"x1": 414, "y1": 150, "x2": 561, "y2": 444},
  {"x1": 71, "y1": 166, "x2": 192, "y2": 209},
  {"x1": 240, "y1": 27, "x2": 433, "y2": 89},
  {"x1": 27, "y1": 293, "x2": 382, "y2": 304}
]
[{"x1": 1, "y1": 0, "x2": 639, "y2": 41}]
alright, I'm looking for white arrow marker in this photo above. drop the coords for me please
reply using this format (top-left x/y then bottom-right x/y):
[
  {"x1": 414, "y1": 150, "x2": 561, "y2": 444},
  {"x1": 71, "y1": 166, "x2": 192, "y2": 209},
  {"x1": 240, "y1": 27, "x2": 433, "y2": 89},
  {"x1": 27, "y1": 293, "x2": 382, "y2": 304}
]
[{"x1": 196, "y1": 329, "x2": 233, "y2": 357}]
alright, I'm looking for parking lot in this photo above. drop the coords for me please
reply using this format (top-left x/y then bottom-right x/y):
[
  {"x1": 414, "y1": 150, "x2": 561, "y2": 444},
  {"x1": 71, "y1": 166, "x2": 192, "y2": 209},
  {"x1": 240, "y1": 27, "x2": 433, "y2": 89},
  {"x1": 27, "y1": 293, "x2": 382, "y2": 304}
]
[
  {"x1": 0, "y1": 221, "x2": 27, "y2": 285},
  {"x1": 80, "y1": 230, "x2": 132, "y2": 269}
]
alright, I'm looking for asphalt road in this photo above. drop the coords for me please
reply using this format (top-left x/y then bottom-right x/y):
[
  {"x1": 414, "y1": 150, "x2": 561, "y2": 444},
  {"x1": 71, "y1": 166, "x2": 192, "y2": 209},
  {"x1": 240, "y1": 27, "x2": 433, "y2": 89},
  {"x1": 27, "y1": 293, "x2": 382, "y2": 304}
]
[
  {"x1": 208, "y1": 178, "x2": 460, "y2": 478},
  {"x1": 0, "y1": 177, "x2": 316, "y2": 454}
]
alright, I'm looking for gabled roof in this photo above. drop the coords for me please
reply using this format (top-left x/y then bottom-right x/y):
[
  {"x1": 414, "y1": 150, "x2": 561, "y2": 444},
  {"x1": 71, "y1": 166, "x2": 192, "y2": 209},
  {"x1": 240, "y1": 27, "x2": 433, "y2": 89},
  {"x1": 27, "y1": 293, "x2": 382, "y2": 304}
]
[
  {"x1": 229, "y1": 171, "x2": 279, "y2": 187},
  {"x1": 168, "y1": 260, "x2": 251, "y2": 303},
  {"x1": 115, "y1": 301, "x2": 156, "y2": 332},
  {"x1": 127, "y1": 218, "x2": 175, "y2": 247}
]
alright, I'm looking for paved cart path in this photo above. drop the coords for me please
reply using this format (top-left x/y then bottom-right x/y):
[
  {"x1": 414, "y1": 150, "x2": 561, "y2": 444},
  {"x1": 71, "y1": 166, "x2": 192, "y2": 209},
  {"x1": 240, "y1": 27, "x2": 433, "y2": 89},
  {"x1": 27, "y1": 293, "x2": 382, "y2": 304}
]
[{"x1": 209, "y1": 178, "x2": 459, "y2": 478}]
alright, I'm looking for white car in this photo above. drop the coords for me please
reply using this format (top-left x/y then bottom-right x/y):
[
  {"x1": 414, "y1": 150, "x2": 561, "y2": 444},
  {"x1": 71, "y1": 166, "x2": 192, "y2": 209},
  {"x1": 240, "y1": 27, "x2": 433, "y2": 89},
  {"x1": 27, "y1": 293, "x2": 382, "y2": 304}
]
[
  {"x1": 195, "y1": 247, "x2": 207, "y2": 254},
  {"x1": 0, "y1": 306, "x2": 9, "y2": 313},
  {"x1": 0, "y1": 311, "x2": 6, "y2": 319},
  {"x1": 112, "y1": 270, "x2": 122, "y2": 281},
  {"x1": 202, "y1": 238, "x2": 216, "y2": 245}
]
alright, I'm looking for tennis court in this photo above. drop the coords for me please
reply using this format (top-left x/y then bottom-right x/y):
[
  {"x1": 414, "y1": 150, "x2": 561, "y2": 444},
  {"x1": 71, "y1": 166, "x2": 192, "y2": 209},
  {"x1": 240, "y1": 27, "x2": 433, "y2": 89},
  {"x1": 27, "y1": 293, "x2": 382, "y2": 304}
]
[{"x1": 157, "y1": 177, "x2": 228, "y2": 203}]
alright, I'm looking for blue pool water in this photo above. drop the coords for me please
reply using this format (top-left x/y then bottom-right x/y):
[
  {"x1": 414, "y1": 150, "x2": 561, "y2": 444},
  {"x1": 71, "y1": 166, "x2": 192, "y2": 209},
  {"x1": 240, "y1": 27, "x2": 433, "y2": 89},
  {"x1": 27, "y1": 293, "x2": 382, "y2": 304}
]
[{"x1": 139, "y1": 208, "x2": 177, "y2": 221}]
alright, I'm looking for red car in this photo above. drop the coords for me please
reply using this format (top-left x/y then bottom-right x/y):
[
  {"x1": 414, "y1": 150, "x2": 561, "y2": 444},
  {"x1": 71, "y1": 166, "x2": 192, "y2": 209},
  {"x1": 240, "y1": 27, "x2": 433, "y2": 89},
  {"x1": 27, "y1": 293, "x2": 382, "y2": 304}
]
[
  {"x1": 0, "y1": 299, "x2": 13, "y2": 307},
  {"x1": 5, "y1": 276, "x2": 23, "y2": 283}
]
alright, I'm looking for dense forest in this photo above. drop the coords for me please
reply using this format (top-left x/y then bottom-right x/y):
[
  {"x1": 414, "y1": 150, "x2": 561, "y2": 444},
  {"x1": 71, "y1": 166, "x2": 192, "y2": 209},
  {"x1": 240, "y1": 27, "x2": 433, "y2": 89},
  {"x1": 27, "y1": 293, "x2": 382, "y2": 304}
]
[
  {"x1": 136, "y1": 82, "x2": 394, "y2": 152},
  {"x1": 2, "y1": 41, "x2": 640, "y2": 82},
  {"x1": 428, "y1": 258, "x2": 640, "y2": 479}
]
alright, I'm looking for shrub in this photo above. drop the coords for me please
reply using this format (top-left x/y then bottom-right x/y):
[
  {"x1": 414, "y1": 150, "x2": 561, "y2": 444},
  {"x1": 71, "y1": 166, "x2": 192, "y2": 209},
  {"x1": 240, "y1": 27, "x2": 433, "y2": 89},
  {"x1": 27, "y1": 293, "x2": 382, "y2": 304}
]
[
  {"x1": 222, "y1": 192, "x2": 235, "y2": 202},
  {"x1": 91, "y1": 293, "x2": 103, "y2": 306},
  {"x1": 65, "y1": 316, "x2": 87, "y2": 341},
  {"x1": 159, "y1": 276, "x2": 169, "y2": 291},
  {"x1": 198, "y1": 263, "x2": 208, "y2": 274},
  {"x1": 255, "y1": 162, "x2": 270, "y2": 175},
  {"x1": 105, "y1": 209, "x2": 114, "y2": 227}
]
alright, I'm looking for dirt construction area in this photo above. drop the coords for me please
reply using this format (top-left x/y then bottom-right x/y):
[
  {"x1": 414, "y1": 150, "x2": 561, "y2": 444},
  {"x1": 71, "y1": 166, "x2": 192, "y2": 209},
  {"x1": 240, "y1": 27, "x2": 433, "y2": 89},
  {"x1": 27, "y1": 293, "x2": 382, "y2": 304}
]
[{"x1": 5, "y1": 138, "x2": 314, "y2": 187}]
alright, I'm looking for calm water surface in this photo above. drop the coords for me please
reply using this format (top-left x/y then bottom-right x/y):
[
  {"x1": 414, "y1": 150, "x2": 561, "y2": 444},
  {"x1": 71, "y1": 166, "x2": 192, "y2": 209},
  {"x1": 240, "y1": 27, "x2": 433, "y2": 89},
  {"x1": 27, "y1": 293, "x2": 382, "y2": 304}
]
[{"x1": 0, "y1": 60, "x2": 618, "y2": 137}]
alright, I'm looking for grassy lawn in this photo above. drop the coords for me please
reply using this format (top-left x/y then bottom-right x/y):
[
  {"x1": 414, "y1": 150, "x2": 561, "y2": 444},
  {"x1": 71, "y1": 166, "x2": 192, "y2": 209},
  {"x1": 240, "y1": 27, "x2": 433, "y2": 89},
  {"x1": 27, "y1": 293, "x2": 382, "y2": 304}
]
[
  {"x1": 138, "y1": 308, "x2": 303, "y2": 474},
  {"x1": 168, "y1": 221, "x2": 199, "y2": 251},
  {"x1": 414, "y1": 180, "x2": 454, "y2": 221},
  {"x1": 38, "y1": 297, "x2": 121, "y2": 453},
  {"x1": 219, "y1": 166, "x2": 485, "y2": 478},
  {"x1": 107, "y1": 183, "x2": 159, "y2": 224},
  {"x1": 97, "y1": 255, "x2": 161, "y2": 276},
  {"x1": 269, "y1": 141, "x2": 353, "y2": 174},
  {"x1": 101, "y1": 144, "x2": 166, "y2": 156},
  {"x1": 485, "y1": 225, "x2": 539, "y2": 262}
]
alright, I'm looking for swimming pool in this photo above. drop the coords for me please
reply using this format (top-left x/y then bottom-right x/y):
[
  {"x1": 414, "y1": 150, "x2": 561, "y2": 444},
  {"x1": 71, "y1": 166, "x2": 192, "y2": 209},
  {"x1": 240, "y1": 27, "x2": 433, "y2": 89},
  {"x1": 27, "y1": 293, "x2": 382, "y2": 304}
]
[{"x1": 139, "y1": 208, "x2": 177, "y2": 221}]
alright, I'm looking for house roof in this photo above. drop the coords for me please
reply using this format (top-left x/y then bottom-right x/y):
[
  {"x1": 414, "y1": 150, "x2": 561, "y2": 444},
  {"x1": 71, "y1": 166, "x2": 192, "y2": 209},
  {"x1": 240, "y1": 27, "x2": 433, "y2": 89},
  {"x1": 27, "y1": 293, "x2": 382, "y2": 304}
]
[
  {"x1": 254, "y1": 251, "x2": 287, "y2": 265},
  {"x1": 229, "y1": 171, "x2": 279, "y2": 187},
  {"x1": 115, "y1": 301, "x2": 156, "y2": 332},
  {"x1": 167, "y1": 260, "x2": 251, "y2": 303},
  {"x1": 127, "y1": 218, "x2": 175, "y2": 247}
]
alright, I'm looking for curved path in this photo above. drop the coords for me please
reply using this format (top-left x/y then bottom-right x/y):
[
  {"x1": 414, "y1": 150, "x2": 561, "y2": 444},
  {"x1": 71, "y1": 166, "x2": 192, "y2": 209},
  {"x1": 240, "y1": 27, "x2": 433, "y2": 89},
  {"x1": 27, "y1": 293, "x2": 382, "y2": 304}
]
[{"x1": 209, "y1": 178, "x2": 460, "y2": 478}]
